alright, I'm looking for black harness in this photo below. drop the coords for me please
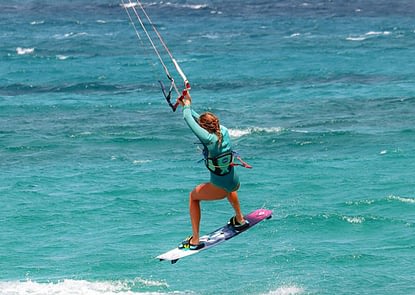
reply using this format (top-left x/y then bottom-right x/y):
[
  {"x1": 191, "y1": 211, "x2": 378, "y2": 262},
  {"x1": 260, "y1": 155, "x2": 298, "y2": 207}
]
[
  {"x1": 201, "y1": 145, "x2": 252, "y2": 176},
  {"x1": 204, "y1": 151, "x2": 234, "y2": 176}
]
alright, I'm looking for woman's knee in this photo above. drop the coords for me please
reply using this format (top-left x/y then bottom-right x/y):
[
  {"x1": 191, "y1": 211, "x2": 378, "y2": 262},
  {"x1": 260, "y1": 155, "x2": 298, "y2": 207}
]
[
  {"x1": 227, "y1": 190, "x2": 237, "y2": 199},
  {"x1": 189, "y1": 189, "x2": 198, "y2": 201},
  {"x1": 191, "y1": 182, "x2": 227, "y2": 201}
]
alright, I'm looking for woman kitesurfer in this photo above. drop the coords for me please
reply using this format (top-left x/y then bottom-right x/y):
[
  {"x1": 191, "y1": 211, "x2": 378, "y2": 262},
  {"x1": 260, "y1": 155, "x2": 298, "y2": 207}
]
[{"x1": 179, "y1": 90, "x2": 249, "y2": 250}]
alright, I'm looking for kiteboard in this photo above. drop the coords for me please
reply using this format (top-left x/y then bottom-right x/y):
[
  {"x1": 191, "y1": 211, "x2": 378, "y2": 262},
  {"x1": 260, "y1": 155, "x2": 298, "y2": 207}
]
[{"x1": 156, "y1": 208, "x2": 272, "y2": 264}]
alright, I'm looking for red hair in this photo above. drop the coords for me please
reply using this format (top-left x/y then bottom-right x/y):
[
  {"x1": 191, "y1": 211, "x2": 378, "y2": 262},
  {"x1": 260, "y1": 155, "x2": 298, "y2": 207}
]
[{"x1": 199, "y1": 112, "x2": 222, "y2": 146}]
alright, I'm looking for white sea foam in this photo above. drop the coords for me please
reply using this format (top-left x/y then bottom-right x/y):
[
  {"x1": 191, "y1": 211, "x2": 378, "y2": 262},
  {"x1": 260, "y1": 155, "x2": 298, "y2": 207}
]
[
  {"x1": 56, "y1": 55, "x2": 69, "y2": 60},
  {"x1": 121, "y1": 2, "x2": 208, "y2": 12},
  {"x1": 54, "y1": 32, "x2": 88, "y2": 40},
  {"x1": 388, "y1": 195, "x2": 415, "y2": 204},
  {"x1": 181, "y1": 4, "x2": 208, "y2": 10},
  {"x1": 262, "y1": 285, "x2": 304, "y2": 295},
  {"x1": 343, "y1": 216, "x2": 365, "y2": 224},
  {"x1": 346, "y1": 36, "x2": 366, "y2": 41},
  {"x1": 0, "y1": 278, "x2": 170, "y2": 295},
  {"x1": 346, "y1": 31, "x2": 391, "y2": 41},
  {"x1": 121, "y1": 3, "x2": 138, "y2": 8},
  {"x1": 346, "y1": 199, "x2": 375, "y2": 206},
  {"x1": 30, "y1": 20, "x2": 44, "y2": 25},
  {"x1": 159, "y1": 2, "x2": 208, "y2": 10},
  {"x1": 66, "y1": 32, "x2": 88, "y2": 38},
  {"x1": 133, "y1": 159, "x2": 152, "y2": 165},
  {"x1": 366, "y1": 31, "x2": 391, "y2": 36},
  {"x1": 228, "y1": 127, "x2": 283, "y2": 138},
  {"x1": 202, "y1": 33, "x2": 220, "y2": 39},
  {"x1": 16, "y1": 47, "x2": 34, "y2": 55},
  {"x1": 135, "y1": 277, "x2": 168, "y2": 287}
]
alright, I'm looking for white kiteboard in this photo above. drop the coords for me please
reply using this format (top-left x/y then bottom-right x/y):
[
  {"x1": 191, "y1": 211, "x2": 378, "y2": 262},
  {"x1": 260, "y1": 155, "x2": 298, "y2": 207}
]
[{"x1": 156, "y1": 208, "x2": 272, "y2": 264}]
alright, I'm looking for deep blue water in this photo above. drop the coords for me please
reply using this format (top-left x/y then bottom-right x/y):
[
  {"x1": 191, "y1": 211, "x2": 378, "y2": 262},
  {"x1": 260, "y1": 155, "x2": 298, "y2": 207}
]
[{"x1": 1, "y1": 1, "x2": 415, "y2": 294}]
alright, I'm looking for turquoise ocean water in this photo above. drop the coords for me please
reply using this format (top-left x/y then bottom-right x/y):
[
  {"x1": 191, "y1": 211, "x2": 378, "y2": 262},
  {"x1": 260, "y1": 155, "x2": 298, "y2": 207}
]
[{"x1": 1, "y1": 1, "x2": 415, "y2": 294}]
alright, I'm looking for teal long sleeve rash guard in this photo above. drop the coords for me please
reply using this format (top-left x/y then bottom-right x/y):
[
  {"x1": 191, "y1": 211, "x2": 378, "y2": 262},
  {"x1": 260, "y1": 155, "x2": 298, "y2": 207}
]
[{"x1": 183, "y1": 106, "x2": 240, "y2": 192}]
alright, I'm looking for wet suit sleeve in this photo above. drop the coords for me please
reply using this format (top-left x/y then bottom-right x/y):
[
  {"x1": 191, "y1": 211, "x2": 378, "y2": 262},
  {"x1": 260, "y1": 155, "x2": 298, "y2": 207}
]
[
  {"x1": 190, "y1": 109, "x2": 200, "y2": 120},
  {"x1": 183, "y1": 106, "x2": 216, "y2": 144}
]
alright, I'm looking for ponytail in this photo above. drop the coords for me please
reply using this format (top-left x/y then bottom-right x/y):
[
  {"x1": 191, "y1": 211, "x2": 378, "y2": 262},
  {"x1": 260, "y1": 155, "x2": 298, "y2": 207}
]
[{"x1": 215, "y1": 128, "x2": 223, "y2": 146}]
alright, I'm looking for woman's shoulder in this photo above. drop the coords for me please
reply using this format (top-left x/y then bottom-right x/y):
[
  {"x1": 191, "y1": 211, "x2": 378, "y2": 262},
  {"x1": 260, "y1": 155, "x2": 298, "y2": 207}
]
[
  {"x1": 219, "y1": 125, "x2": 232, "y2": 151},
  {"x1": 220, "y1": 125, "x2": 231, "y2": 139},
  {"x1": 220, "y1": 125, "x2": 229, "y2": 133}
]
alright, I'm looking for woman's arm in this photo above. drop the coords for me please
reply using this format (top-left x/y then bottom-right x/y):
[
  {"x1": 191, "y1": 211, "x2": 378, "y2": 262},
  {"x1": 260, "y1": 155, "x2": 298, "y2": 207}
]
[
  {"x1": 191, "y1": 109, "x2": 200, "y2": 120},
  {"x1": 183, "y1": 107, "x2": 214, "y2": 144},
  {"x1": 181, "y1": 91, "x2": 215, "y2": 144}
]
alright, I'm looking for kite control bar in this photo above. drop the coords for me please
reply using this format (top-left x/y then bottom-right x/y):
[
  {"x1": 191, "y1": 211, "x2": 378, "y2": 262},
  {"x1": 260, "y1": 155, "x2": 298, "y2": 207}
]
[
  {"x1": 159, "y1": 65, "x2": 191, "y2": 112},
  {"x1": 160, "y1": 82, "x2": 189, "y2": 112}
]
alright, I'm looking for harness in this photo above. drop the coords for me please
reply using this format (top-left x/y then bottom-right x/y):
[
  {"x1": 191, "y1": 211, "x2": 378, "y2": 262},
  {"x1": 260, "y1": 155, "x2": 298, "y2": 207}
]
[{"x1": 201, "y1": 147, "x2": 252, "y2": 176}]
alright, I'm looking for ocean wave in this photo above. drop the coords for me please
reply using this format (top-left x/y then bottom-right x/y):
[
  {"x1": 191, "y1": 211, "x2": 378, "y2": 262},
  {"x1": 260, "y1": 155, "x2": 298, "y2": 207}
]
[
  {"x1": 283, "y1": 212, "x2": 391, "y2": 228},
  {"x1": 347, "y1": 195, "x2": 415, "y2": 206},
  {"x1": 121, "y1": 2, "x2": 138, "y2": 9},
  {"x1": 228, "y1": 127, "x2": 283, "y2": 138},
  {"x1": 0, "y1": 82, "x2": 142, "y2": 95},
  {"x1": 346, "y1": 31, "x2": 391, "y2": 41},
  {"x1": 201, "y1": 33, "x2": 220, "y2": 39},
  {"x1": 16, "y1": 47, "x2": 34, "y2": 55},
  {"x1": 284, "y1": 32, "x2": 312, "y2": 39},
  {"x1": 388, "y1": 195, "x2": 415, "y2": 204},
  {"x1": 261, "y1": 285, "x2": 304, "y2": 295},
  {"x1": 133, "y1": 159, "x2": 152, "y2": 165},
  {"x1": 342, "y1": 216, "x2": 365, "y2": 224},
  {"x1": 30, "y1": 20, "x2": 45, "y2": 25},
  {"x1": 121, "y1": 2, "x2": 209, "y2": 10},
  {"x1": 161, "y1": 2, "x2": 209, "y2": 10},
  {"x1": 179, "y1": 4, "x2": 209, "y2": 10},
  {"x1": 53, "y1": 32, "x2": 89, "y2": 40},
  {"x1": 0, "y1": 278, "x2": 172, "y2": 295},
  {"x1": 56, "y1": 54, "x2": 70, "y2": 60},
  {"x1": 288, "y1": 33, "x2": 301, "y2": 38},
  {"x1": 345, "y1": 199, "x2": 375, "y2": 206}
]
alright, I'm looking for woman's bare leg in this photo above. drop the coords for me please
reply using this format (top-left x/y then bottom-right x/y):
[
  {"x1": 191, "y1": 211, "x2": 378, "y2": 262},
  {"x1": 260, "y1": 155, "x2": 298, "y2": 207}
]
[
  {"x1": 227, "y1": 190, "x2": 245, "y2": 224},
  {"x1": 189, "y1": 183, "x2": 227, "y2": 244}
]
